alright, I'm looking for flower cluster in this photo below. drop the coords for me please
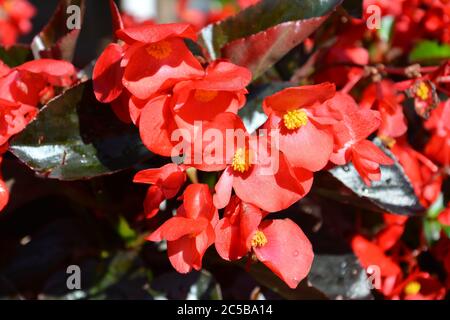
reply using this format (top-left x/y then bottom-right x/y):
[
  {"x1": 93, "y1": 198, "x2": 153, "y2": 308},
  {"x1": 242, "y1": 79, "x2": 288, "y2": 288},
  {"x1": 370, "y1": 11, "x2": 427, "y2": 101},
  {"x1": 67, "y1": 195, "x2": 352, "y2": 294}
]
[{"x1": 93, "y1": 21, "x2": 393, "y2": 289}]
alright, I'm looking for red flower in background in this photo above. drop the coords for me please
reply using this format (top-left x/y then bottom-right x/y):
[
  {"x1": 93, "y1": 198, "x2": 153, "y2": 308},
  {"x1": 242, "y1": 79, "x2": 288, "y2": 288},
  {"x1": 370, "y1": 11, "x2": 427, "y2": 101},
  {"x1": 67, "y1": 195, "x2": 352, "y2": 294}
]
[
  {"x1": 360, "y1": 80, "x2": 407, "y2": 139},
  {"x1": 0, "y1": 0, "x2": 35, "y2": 47},
  {"x1": 147, "y1": 184, "x2": 218, "y2": 273},
  {"x1": 314, "y1": 19, "x2": 369, "y2": 88},
  {"x1": 134, "y1": 164, "x2": 186, "y2": 219},
  {"x1": 390, "y1": 271, "x2": 446, "y2": 300},
  {"x1": 389, "y1": 137, "x2": 441, "y2": 207},
  {"x1": 262, "y1": 83, "x2": 336, "y2": 172}
]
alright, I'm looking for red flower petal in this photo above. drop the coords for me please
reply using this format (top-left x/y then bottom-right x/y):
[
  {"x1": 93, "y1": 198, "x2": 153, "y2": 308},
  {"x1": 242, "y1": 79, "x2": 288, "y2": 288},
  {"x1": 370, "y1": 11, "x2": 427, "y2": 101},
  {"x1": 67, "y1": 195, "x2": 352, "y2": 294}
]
[
  {"x1": 213, "y1": 167, "x2": 234, "y2": 209},
  {"x1": 138, "y1": 95, "x2": 179, "y2": 157},
  {"x1": 167, "y1": 236, "x2": 199, "y2": 273},
  {"x1": 233, "y1": 146, "x2": 313, "y2": 212},
  {"x1": 253, "y1": 219, "x2": 314, "y2": 289},
  {"x1": 183, "y1": 184, "x2": 217, "y2": 221},
  {"x1": 143, "y1": 185, "x2": 165, "y2": 219},
  {"x1": 263, "y1": 82, "x2": 335, "y2": 114},
  {"x1": 275, "y1": 116, "x2": 333, "y2": 171},
  {"x1": 123, "y1": 39, "x2": 203, "y2": 99},
  {"x1": 93, "y1": 43, "x2": 125, "y2": 103},
  {"x1": 148, "y1": 216, "x2": 209, "y2": 242},
  {"x1": 17, "y1": 59, "x2": 75, "y2": 86},
  {"x1": 351, "y1": 235, "x2": 401, "y2": 277},
  {"x1": 194, "y1": 60, "x2": 252, "y2": 91},
  {"x1": 215, "y1": 197, "x2": 262, "y2": 260},
  {"x1": 117, "y1": 23, "x2": 198, "y2": 44}
]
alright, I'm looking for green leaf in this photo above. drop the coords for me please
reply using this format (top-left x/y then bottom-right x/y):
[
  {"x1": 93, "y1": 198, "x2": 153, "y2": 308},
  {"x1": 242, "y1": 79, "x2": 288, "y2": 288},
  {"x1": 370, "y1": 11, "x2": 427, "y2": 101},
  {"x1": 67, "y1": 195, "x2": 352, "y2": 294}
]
[
  {"x1": 378, "y1": 15, "x2": 395, "y2": 43},
  {"x1": 10, "y1": 81, "x2": 152, "y2": 180},
  {"x1": 199, "y1": 0, "x2": 343, "y2": 79},
  {"x1": 116, "y1": 216, "x2": 138, "y2": 245},
  {"x1": 424, "y1": 219, "x2": 442, "y2": 245},
  {"x1": 31, "y1": 0, "x2": 86, "y2": 61},
  {"x1": 409, "y1": 40, "x2": 450, "y2": 63},
  {"x1": 0, "y1": 45, "x2": 33, "y2": 67}
]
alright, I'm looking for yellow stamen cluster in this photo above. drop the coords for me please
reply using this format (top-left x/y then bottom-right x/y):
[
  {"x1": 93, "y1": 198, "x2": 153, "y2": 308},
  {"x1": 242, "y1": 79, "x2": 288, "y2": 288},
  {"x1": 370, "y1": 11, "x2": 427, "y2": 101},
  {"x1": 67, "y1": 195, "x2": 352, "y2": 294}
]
[
  {"x1": 194, "y1": 89, "x2": 218, "y2": 103},
  {"x1": 146, "y1": 40, "x2": 172, "y2": 60},
  {"x1": 379, "y1": 135, "x2": 396, "y2": 149},
  {"x1": 251, "y1": 231, "x2": 268, "y2": 248},
  {"x1": 231, "y1": 148, "x2": 251, "y2": 173},
  {"x1": 416, "y1": 82, "x2": 430, "y2": 101},
  {"x1": 404, "y1": 281, "x2": 421, "y2": 295},
  {"x1": 283, "y1": 109, "x2": 308, "y2": 130}
]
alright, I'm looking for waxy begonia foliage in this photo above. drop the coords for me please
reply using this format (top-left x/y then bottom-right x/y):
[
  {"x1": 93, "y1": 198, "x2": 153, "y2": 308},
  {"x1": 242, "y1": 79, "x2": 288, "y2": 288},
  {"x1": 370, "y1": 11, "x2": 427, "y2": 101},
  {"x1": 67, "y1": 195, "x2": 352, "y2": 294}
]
[{"x1": 2, "y1": 0, "x2": 450, "y2": 300}]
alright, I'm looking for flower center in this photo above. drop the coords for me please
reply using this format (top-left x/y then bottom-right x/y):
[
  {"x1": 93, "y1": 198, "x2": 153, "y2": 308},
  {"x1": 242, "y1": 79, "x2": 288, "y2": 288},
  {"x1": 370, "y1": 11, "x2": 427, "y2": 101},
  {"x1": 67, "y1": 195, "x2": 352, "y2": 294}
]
[
  {"x1": 146, "y1": 40, "x2": 172, "y2": 60},
  {"x1": 404, "y1": 281, "x2": 421, "y2": 295},
  {"x1": 231, "y1": 148, "x2": 251, "y2": 173},
  {"x1": 194, "y1": 89, "x2": 218, "y2": 103},
  {"x1": 379, "y1": 135, "x2": 396, "y2": 149},
  {"x1": 251, "y1": 231, "x2": 268, "y2": 248},
  {"x1": 415, "y1": 82, "x2": 430, "y2": 101},
  {"x1": 283, "y1": 109, "x2": 308, "y2": 130}
]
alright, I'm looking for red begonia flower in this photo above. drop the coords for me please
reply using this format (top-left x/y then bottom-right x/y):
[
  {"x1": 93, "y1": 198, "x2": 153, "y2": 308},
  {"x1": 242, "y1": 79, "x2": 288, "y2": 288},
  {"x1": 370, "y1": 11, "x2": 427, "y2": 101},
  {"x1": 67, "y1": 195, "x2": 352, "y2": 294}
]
[
  {"x1": 119, "y1": 23, "x2": 204, "y2": 100},
  {"x1": 134, "y1": 163, "x2": 186, "y2": 219},
  {"x1": 390, "y1": 271, "x2": 446, "y2": 300},
  {"x1": 390, "y1": 137, "x2": 441, "y2": 206},
  {"x1": 0, "y1": 0, "x2": 35, "y2": 47},
  {"x1": 360, "y1": 80, "x2": 407, "y2": 138},
  {"x1": 321, "y1": 93, "x2": 394, "y2": 185},
  {"x1": 252, "y1": 219, "x2": 314, "y2": 289},
  {"x1": 93, "y1": 43, "x2": 125, "y2": 103},
  {"x1": 351, "y1": 235, "x2": 402, "y2": 277},
  {"x1": 172, "y1": 60, "x2": 251, "y2": 135},
  {"x1": 147, "y1": 184, "x2": 218, "y2": 273},
  {"x1": 262, "y1": 83, "x2": 336, "y2": 171},
  {"x1": 187, "y1": 112, "x2": 313, "y2": 212},
  {"x1": 314, "y1": 20, "x2": 368, "y2": 88},
  {"x1": 215, "y1": 196, "x2": 263, "y2": 261},
  {"x1": 375, "y1": 214, "x2": 408, "y2": 251}
]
